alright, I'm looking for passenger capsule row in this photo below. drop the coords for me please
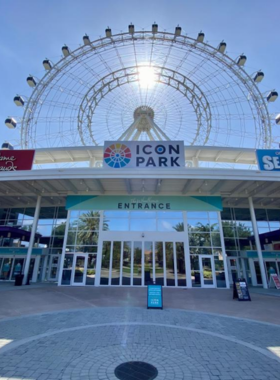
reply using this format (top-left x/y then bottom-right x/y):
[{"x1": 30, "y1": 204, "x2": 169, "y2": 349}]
[{"x1": 5, "y1": 24, "x2": 279, "y2": 129}]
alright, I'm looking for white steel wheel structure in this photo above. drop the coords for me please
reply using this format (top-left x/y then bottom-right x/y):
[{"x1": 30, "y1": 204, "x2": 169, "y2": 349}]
[{"x1": 7, "y1": 25, "x2": 279, "y2": 150}]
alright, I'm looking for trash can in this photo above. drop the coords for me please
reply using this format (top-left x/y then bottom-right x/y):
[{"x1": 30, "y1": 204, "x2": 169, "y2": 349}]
[{"x1": 14, "y1": 274, "x2": 24, "y2": 286}]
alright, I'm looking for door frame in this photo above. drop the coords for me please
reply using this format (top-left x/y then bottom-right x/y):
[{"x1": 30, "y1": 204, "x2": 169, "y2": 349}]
[
  {"x1": 71, "y1": 253, "x2": 87, "y2": 286},
  {"x1": 199, "y1": 255, "x2": 216, "y2": 288}
]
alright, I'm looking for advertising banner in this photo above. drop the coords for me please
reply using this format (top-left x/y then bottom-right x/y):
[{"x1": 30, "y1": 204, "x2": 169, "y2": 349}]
[
  {"x1": 0, "y1": 150, "x2": 35, "y2": 171},
  {"x1": 103, "y1": 141, "x2": 185, "y2": 169},
  {"x1": 256, "y1": 149, "x2": 280, "y2": 171}
]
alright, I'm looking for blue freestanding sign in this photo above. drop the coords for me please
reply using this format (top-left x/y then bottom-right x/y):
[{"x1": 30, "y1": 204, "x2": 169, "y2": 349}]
[
  {"x1": 256, "y1": 150, "x2": 280, "y2": 171},
  {"x1": 147, "y1": 285, "x2": 163, "y2": 309}
]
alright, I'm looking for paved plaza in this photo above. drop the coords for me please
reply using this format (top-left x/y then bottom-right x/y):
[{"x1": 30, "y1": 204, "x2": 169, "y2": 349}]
[{"x1": 0, "y1": 286, "x2": 280, "y2": 380}]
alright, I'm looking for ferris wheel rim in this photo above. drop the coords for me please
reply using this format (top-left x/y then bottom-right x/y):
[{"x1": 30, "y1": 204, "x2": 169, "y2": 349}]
[{"x1": 17, "y1": 28, "x2": 272, "y2": 150}]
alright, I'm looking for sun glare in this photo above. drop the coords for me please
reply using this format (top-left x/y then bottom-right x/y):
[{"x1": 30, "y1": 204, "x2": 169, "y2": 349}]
[{"x1": 138, "y1": 66, "x2": 156, "y2": 88}]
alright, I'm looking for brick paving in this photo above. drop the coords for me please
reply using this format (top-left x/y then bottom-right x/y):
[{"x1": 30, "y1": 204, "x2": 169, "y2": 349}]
[{"x1": 0, "y1": 307, "x2": 280, "y2": 380}]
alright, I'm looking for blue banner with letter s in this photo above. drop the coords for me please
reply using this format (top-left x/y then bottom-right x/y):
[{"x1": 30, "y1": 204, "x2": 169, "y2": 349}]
[{"x1": 256, "y1": 149, "x2": 280, "y2": 171}]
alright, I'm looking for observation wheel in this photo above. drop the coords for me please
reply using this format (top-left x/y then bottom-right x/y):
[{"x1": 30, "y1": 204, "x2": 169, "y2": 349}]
[{"x1": 5, "y1": 24, "x2": 279, "y2": 150}]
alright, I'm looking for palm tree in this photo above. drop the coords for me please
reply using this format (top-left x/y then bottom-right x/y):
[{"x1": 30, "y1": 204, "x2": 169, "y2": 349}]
[{"x1": 77, "y1": 211, "x2": 101, "y2": 246}]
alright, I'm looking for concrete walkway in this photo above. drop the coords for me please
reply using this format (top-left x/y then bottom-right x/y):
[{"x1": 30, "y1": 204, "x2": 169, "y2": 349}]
[
  {"x1": 0, "y1": 284, "x2": 280, "y2": 380},
  {"x1": 0, "y1": 283, "x2": 279, "y2": 324}
]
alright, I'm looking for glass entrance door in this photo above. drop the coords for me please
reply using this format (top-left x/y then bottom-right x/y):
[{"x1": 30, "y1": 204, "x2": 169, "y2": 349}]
[
  {"x1": 72, "y1": 255, "x2": 86, "y2": 285},
  {"x1": 199, "y1": 255, "x2": 216, "y2": 288},
  {"x1": 100, "y1": 239, "x2": 187, "y2": 287}
]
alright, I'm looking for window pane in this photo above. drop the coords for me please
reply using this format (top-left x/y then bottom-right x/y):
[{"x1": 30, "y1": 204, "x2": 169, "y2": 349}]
[
  {"x1": 165, "y1": 242, "x2": 175, "y2": 286},
  {"x1": 133, "y1": 241, "x2": 142, "y2": 285},
  {"x1": 74, "y1": 256, "x2": 85, "y2": 283},
  {"x1": 176, "y1": 242, "x2": 186, "y2": 286},
  {"x1": 63, "y1": 254, "x2": 73, "y2": 269},
  {"x1": 122, "y1": 242, "x2": 131, "y2": 285},
  {"x1": 188, "y1": 219, "x2": 210, "y2": 232},
  {"x1": 104, "y1": 210, "x2": 129, "y2": 218},
  {"x1": 155, "y1": 242, "x2": 164, "y2": 285},
  {"x1": 130, "y1": 211, "x2": 156, "y2": 218},
  {"x1": 158, "y1": 219, "x2": 184, "y2": 232},
  {"x1": 190, "y1": 256, "x2": 201, "y2": 287},
  {"x1": 189, "y1": 233, "x2": 211, "y2": 247},
  {"x1": 131, "y1": 219, "x2": 156, "y2": 231},
  {"x1": 144, "y1": 241, "x2": 153, "y2": 285},
  {"x1": 190, "y1": 248, "x2": 212, "y2": 255},
  {"x1": 157, "y1": 211, "x2": 183, "y2": 219},
  {"x1": 76, "y1": 232, "x2": 98, "y2": 246},
  {"x1": 86, "y1": 254, "x2": 96, "y2": 285},
  {"x1": 105, "y1": 219, "x2": 129, "y2": 231},
  {"x1": 187, "y1": 211, "x2": 209, "y2": 219},
  {"x1": 211, "y1": 233, "x2": 221, "y2": 247},
  {"x1": 100, "y1": 241, "x2": 111, "y2": 285},
  {"x1": 111, "y1": 241, "x2": 121, "y2": 285}
]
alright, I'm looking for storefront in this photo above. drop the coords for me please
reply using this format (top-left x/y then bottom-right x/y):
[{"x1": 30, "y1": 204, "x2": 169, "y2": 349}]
[
  {"x1": 58, "y1": 195, "x2": 228, "y2": 288},
  {"x1": 0, "y1": 144, "x2": 280, "y2": 289}
]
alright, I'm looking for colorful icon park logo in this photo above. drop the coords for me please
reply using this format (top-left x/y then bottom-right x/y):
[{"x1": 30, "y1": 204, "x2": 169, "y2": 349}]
[{"x1": 104, "y1": 143, "x2": 132, "y2": 168}]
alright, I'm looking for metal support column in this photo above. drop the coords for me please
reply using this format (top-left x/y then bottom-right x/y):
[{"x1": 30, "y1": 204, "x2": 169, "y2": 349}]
[
  {"x1": 248, "y1": 197, "x2": 268, "y2": 289},
  {"x1": 23, "y1": 195, "x2": 42, "y2": 285},
  {"x1": 218, "y1": 212, "x2": 230, "y2": 288},
  {"x1": 58, "y1": 210, "x2": 71, "y2": 285}
]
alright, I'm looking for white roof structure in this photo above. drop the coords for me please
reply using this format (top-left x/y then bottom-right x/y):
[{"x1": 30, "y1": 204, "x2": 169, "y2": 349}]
[
  {"x1": 32, "y1": 145, "x2": 258, "y2": 166},
  {"x1": 0, "y1": 145, "x2": 280, "y2": 209}
]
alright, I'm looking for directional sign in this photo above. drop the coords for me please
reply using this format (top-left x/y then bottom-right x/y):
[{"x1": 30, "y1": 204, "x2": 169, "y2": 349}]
[{"x1": 147, "y1": 284, "x2": 163, "y2": 309}]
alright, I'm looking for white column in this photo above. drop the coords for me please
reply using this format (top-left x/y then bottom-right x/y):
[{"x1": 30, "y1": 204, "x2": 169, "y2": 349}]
[
  {"x1": 58, "y1": 210, "x2": 71, "y2": 285},
  {"x1": 192, "y1": 157, "x2": 199, "y2": 167},
  {"x1": 23, "y1": 195, "x2": 42, "y2": 285},
  {"x1": 95, "y1": 210, "x2": 104, "y2": 286},
  {"x1": 248, "y1": 197, "x2": 268, "y2": 289},
  {"x1": 218, "y1": 212, "x2": 230, "y2": 288},
  {"x1": 183, "y1": 211, "x2": 192, "y2": 288},
  {"x1": 89, "y1": 157, "x2": 95, "y2": 167}
]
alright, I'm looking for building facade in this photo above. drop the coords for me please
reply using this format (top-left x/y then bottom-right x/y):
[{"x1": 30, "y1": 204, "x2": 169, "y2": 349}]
[{"x1": 0, "y1": 145, "x2": 280, "y2": 289}]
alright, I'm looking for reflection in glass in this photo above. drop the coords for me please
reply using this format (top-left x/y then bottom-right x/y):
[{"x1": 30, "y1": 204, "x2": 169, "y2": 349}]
[
  {"x1": 187, "y1": 211, "x2": 209, "y2": 219},
  {"x1": 122, "y1": 242, "x2": 131, "y2": 285},
  {"x1": 12, "y1": 258, "x2": 24, "y2": 279},
  {"x1": 157, "y1": 211, "x2": 183, "y2": 219},
  {"x1": 63, "y1": 254, "x2": 73, "y2": 269},
  {"x1": 189, "y1": 233, "x2": 211, "y2": 247},
  {"x1": 202, "y1": 257, "x2": 213, "y2": 285},
  {"x1": 158, "y1": 219, "x2": 184, "y2": 232},
  {"x1": 76, "y1": 231, "x2": 98, "y2": 246},
  {"x1": 130, "y1": 219, "x2": 156, "y2": 231},
  {"x1": 74, "y1": 256, "x2": 85, "y2": 283},
  {"x1": 215, "y1": 259, "x2": 226, "y2": 288},
  {"x1": 211, "y1": 233, "x2": 221, "y2": 247},
  {"x1": 254, "y1": 261, "x2": 263, "y2": 285},
  {"x1": 111, "y1": 241, "x2": 121, "y2": 285},
  {"x1": 155, "y1": 242, "x2": 164, "y2": 285},
  {"x1": 104, "y1": 211, "x2": 129, "y2": 218},
  {"x1": 67, "y1": 231, "x2": 76, "y2": 245},
  {"x1": 176, "y1": 242, "x2": 186, "y2": 286},
  {"x1": 62, "y1": 254, "x2": 73, "y2": 285},
  {"x1": 165, "y1": 242, "x2": 175, "y2": 286},
  {"x1": 101, "y1": 241, "x2": 111, "y2": 285},
  {"x1": 133, "y1": 241, "x2": 142, "y2": 285},
  {"x1": 190, "y1": 256, "x2": 201, "y2": 287},
  {"x1": 190, "y1": 248, "x2": 212, "y2": 255},
  {"x1": 144, "y1": 241, "x2": 153, "y2": 285},
  {"x1": 86, "y1": 254, "x2": 96, "y2": 285},
  {"x1": 105, "y1": 219, "x2": 129, "y2": 231},
  {"x1": 130, "y1": 211, "x2": 156, "y2": 218},
  {"x1": 0, "y1": 258, "x2": 12, "y2": 280}
]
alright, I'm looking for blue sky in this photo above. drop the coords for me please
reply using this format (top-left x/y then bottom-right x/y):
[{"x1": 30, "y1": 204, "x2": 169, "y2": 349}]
[{"x1": 0, "y1": 0, "x2": 279, "y2": 148}]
